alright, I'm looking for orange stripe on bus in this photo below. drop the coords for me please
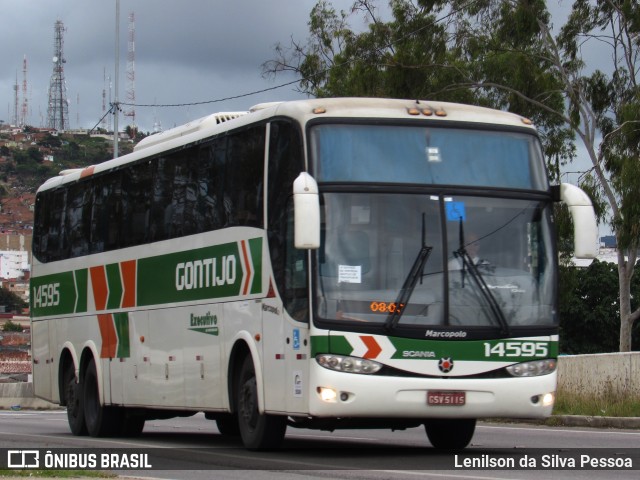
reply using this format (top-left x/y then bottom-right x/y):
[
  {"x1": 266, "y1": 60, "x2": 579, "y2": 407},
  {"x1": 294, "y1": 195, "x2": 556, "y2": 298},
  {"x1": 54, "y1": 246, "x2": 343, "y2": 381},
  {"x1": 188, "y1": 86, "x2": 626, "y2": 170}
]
[
  {"x1": 240, "y1": 240, "x2": 252, "y2": 296},
  {"x1": 80, "y1": 165, "x2": 95, "y2": 178},
  {"x1": 89, "y1": 266, "x2": 109, "y2": 311},
  {"x1": 98, "y1": 314, "x2": 117, "y2": 358},
  {"x1": 120, "y1": 260, "x2": 137, "y2": 308}
]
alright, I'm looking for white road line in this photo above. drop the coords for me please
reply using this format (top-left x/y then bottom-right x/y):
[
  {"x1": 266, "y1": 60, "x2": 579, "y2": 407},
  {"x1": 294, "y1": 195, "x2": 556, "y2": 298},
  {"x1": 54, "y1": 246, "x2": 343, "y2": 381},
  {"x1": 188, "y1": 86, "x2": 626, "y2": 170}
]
[{"x1": 478, "y1": 424, "x2": 640, "y2": 436}]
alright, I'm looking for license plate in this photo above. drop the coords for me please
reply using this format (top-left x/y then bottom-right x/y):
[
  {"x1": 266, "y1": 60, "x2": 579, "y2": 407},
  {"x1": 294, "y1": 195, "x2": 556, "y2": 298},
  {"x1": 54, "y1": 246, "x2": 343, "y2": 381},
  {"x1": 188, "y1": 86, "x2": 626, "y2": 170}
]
[{"x1": 427, "y1": 391, "x2": 466, "y2": 406}]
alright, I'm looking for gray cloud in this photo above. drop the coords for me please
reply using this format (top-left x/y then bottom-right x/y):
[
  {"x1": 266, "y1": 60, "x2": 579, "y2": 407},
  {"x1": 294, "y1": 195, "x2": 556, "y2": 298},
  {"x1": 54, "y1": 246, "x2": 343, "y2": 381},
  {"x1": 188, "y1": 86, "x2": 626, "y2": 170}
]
[{"x1": 1, "y1": 0, "x2": 317, "y2": 132}]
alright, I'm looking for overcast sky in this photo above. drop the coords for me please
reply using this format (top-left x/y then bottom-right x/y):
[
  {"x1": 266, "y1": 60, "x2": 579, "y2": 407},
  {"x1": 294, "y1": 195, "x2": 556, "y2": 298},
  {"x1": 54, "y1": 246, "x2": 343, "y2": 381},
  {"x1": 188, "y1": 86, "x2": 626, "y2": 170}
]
[
  {"x1": 0, "y1": 1, "x2": 605, "y2": 173},
  {"x1": 1, "y1": 1, "x2": 602, "y2": 135},
  {"x1": 1, "y1": 0, "x2": 320, "y2": 133}
]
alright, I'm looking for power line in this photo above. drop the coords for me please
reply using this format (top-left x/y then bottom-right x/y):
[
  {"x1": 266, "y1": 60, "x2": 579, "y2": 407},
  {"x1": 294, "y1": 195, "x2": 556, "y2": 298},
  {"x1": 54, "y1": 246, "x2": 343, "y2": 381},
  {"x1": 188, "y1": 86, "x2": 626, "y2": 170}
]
[
  {"x1": 116, "y1": 1, "x2": 475, "y2": 110},
  {"x1": 118, "y1": 78, "x2": 301, "y2": 108}
]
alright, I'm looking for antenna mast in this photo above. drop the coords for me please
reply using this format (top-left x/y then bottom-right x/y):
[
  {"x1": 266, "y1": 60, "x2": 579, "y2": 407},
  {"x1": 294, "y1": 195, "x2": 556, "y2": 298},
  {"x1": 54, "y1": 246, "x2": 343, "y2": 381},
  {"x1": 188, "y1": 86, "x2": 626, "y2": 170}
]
[
  {"x1": 12, "y1": 73, "x2": 19, "y2": 127},
  {"x1": 124, "y1": 12, "x2": 136, "y2": 132},
  {"x1": 21, "y1": 55, "x2": 28, "y2": 126},
  {"x1": 47, "y1": 20, "x2": 69, "y2": 130}
]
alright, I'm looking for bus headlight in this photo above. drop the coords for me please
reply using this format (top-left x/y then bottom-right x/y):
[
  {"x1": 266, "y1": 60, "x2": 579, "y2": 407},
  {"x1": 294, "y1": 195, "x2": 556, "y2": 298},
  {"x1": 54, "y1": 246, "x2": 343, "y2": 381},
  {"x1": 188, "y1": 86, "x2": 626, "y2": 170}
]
[
  {"x1": 506, "y1": 359, "x2": 557, "y2": 377},
  {"x1": 316, "y1": 354, "x2": 382, "y2": 374}
]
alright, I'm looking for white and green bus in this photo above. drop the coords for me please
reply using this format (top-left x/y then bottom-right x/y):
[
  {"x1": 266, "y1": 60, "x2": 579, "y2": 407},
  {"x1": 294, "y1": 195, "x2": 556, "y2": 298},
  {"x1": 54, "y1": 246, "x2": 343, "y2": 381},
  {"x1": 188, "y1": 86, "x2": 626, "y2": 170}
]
[{"x1": 31, "y1": 98, "x2": 597, "y2": 449}]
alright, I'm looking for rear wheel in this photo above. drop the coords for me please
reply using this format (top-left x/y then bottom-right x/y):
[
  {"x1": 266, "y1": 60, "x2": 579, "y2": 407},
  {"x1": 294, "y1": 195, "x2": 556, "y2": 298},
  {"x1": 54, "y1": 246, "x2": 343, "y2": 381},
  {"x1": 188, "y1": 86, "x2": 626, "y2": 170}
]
[
  {"x1": 83, "y1": 358, "x2": 122, "y2": 437},
  {"x1": 64, "y1": 364, "x2": 87, "y2": 436},
  {"x1": 425, "y1": 419, "x2": 476, "y2": 449},
  {"x1": 236, "y1": 357, "x2": 286, "y2": 449}
]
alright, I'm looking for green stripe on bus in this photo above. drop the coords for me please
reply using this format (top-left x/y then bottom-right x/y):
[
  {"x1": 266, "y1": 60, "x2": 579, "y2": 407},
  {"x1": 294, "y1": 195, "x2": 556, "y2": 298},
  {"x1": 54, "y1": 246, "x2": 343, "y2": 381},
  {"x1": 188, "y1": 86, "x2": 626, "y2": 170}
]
[
  {"x1": 113, "y1": 312, "x2": 130, "y2": 358},
  {"x1": 31, "y1": 238, "x2": 264, "y2": 317},
  {"x1": 31, "y1": 271, "x2": 78, "y2": 318},
  {"x1": 73, "y1": 269, "x2": 88, "y2": 313},
  {"x1": 249, "y1": 238, "x2": 262, "y2": 294},
  {"x1": 310, "y1": 335, "x2": 558, "y2": 362},
  {"x1": 137, "y1": 239, "x2": 262, "y2": 306},
  {"x1": 389, "y1": 337, "x2": 558, "y2": 362},
  {"x1": 106, "y1": 263, "x2": 123, "y2": 310}
]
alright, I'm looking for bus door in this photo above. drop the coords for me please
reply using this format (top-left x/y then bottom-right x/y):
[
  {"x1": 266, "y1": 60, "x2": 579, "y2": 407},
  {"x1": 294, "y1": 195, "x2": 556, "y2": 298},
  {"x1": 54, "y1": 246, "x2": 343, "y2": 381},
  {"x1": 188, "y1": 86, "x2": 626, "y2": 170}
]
[
  {"x1": 261, "y1": 296, "x2": 310, "y2": 414},
  {"x1": 261, "y1": 296, "x2": 287, "y2": 411}
]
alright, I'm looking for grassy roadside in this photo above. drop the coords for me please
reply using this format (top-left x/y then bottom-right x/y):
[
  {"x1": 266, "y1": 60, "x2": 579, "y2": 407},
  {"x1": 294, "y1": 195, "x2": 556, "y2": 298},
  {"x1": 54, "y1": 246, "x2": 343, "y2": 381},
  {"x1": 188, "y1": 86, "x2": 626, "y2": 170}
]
[{"x1": 553, "y1": 389, "x2": 640, "y2": 417}]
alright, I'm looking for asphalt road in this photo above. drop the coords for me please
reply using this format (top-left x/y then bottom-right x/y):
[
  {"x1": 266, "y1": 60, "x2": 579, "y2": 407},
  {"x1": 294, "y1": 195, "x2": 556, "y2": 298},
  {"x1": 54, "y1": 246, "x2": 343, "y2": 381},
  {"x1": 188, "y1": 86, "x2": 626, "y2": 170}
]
[{"x1": 0, "y1": 410, "x2": 639, "y2": 480}]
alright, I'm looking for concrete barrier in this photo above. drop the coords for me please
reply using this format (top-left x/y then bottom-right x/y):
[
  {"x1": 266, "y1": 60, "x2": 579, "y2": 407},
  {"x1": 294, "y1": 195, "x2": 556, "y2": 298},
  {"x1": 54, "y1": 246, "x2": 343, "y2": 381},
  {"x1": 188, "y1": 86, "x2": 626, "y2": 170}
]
[
  {"x1": 0, "y1": 382, "x2": 60, "y2": 410},
  {"x1": 557, "y1": 352, "x2": 640, "y2": 399}
]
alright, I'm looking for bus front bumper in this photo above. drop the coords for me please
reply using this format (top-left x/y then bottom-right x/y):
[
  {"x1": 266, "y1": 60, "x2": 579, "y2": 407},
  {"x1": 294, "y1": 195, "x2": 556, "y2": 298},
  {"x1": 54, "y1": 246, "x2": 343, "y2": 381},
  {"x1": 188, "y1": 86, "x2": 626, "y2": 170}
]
[{"x1": 308, "y1": 363, "x2": 556, "y2": 419}]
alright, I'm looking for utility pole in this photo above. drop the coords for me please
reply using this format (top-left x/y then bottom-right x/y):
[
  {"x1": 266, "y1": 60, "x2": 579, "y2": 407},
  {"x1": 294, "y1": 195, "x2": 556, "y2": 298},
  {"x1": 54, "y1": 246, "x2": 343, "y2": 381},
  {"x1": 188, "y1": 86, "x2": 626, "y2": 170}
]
[{"x1": 114, "y1": 0, "x2": 120, "y2": 158}]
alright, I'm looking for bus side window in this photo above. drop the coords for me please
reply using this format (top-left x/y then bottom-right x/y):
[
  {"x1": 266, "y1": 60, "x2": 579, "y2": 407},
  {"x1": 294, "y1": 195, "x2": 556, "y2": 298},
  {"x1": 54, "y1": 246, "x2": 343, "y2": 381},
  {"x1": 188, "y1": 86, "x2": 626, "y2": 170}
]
[
  {"x1": 226, "y1": 126, "x2": 265, "y2": 228},
  {"x1": 45, "y1": 189, "x2": 67, "y2": 262},
  {"x1": 34, "y1": 190, "x2": 65, "y2": 263},
  {"x1": 268, "y1": 120, "x2": 308, "y2": 322},
  {"x1": 121, "y1": 164, "x2": 152, "y2": 247}
]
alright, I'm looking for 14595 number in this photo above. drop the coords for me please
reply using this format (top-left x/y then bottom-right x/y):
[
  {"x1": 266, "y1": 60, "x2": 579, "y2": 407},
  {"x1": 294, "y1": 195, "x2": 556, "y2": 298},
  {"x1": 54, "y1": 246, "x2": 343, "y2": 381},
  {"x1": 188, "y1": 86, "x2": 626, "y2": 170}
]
[
  {"x1": 484, "y1": 341, "x2": 548, "y2": 358},
  {"x1": 32, "y1": 283, "x2": 61, "y2": 308}
]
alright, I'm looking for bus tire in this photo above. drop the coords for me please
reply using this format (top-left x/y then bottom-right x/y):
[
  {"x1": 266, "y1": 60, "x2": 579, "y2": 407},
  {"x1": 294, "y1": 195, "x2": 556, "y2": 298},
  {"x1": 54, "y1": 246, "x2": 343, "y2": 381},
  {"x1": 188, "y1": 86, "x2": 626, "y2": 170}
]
[
  {"x1": 83, "y1": 357, "x2": 122, "y2": 437},
  {"x1": 424, "y1": 419, "x2": 476, "y2": 449},
  {"x1": 63, "y1": 364, "x2": 87, "y2": 436},
  {"x1": 236, "y1": 356, "x2": 286, "y2": 449}
]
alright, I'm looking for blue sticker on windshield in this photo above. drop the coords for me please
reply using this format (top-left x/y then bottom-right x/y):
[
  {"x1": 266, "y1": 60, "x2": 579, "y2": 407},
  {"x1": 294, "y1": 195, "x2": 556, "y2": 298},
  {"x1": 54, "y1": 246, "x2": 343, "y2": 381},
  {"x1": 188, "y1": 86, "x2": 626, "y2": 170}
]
[{"x1": 446, "y1": 202, "x2": 466, "y2": 221}]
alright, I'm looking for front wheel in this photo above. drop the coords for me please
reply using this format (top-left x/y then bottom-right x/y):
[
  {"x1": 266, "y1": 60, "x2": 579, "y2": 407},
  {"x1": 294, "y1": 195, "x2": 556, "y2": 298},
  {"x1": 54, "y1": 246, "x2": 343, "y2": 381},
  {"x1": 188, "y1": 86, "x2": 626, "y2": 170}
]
[
  {"x1": 425, "y1": 419, "x2": 476, "y2": 449},
  {"x1": 236, "y1": 357, "x2": 286, "y2": 449}
]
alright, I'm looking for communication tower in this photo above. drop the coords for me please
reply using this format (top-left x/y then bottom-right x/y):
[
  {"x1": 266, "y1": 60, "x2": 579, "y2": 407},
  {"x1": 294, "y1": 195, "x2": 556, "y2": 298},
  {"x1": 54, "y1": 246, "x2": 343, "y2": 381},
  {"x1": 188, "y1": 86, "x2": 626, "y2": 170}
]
[
  {"x1": 12, "y1": 73, "x2": 19, "y2": 126},
  {"x1": 21, "y1": 55, "x2": 29, "y2": 126},
  {"x1": 47, "y1": 20, "x2": 69, "y2": 131},
  {"x1": 124, "y1": 12, "x2": 136, "y2": 129}
]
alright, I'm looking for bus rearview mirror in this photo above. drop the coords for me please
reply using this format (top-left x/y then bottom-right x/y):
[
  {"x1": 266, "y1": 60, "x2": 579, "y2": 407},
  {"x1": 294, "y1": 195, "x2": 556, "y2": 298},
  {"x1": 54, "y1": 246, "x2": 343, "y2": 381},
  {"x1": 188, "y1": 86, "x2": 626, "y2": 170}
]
[
  {"x1": 293, "y1": 172, "x2": 320, "y2": 249},
  {"x1": 561, "y1": 182, "x2": 598, "y2": 259}
]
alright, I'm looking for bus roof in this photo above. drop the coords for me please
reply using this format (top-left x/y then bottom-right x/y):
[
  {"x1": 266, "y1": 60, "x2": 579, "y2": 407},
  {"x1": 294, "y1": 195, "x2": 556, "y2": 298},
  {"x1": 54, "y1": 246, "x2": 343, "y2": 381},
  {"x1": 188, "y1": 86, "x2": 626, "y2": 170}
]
[{"x1": 37, "y1": 97, "x2": 536, "y2": 193}]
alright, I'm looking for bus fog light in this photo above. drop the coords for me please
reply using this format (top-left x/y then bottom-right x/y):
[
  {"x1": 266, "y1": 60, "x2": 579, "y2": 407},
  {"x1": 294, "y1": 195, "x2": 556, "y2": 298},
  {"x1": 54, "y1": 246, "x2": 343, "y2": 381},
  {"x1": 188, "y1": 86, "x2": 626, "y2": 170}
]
[
  {"x1": 316, "y1": 354, "x2": 382, "y2": 374},
  {"x1": 317, "y1": 387, "x2": 337, "y2": 402},
  {"x1": 542, "y1": 392, "x2": 555, "y2": 407},
  {"x1": 506, "y1": 359, "x2": 556, "y2": 377}
]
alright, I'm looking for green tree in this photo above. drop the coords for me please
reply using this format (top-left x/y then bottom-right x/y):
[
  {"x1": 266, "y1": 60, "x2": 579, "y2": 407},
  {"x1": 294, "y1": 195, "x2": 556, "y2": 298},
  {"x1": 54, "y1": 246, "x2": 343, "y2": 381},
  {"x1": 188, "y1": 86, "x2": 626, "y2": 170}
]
[
  {"x1": 1, "y1": 319, "x2": 23, "y2": 332},
  {"x1": 40, "y1": 133, "x2": 62, "y2": 149},
  {"x1": 539, "y1": 0, "x2": 640, "y2": 351},
  {"x1": 266, "y1": 0, "x2": 640, "y2": 351},
  {"x1": 0, "y1": 288, "x2": 27, "y2": 314},
  {"x1": 264, "y1": 0, "x2": 574, "y2": 178},
  {"x1": 560, "y1": 260, "x2": 640, "y2": 353}
]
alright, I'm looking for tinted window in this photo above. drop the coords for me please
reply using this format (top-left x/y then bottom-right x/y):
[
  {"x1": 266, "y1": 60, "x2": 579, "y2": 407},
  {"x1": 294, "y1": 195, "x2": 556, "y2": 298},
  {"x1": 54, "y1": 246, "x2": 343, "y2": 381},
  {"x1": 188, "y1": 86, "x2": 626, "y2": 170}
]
[{"x1": 33, "y1": 124, "x2": 266, "y2": 263}]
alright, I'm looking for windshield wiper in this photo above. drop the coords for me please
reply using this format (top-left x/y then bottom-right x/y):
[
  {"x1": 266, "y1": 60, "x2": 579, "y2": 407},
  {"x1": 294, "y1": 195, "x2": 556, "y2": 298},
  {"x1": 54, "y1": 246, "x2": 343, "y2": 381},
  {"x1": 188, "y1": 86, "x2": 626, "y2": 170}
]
[
  {"x1": 385, "y1": 214, "x2": 433, "y2": 332},
  {"x1": 454, "y1": 246, "x2": 511, "y2": 337}
]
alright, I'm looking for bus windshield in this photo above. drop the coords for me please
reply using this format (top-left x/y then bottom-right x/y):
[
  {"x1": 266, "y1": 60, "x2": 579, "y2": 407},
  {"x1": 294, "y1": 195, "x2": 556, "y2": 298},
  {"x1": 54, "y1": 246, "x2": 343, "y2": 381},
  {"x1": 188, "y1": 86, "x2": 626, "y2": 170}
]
[
  {"x1": 316, "y1": 193, "x2": 555, "y2": 329},
  {"x1": 311, "y1": 124, "x2": 548, "y2": 190},
  {"x1": 316, "y1": 192, "x2": 557, "y2": 327}
]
